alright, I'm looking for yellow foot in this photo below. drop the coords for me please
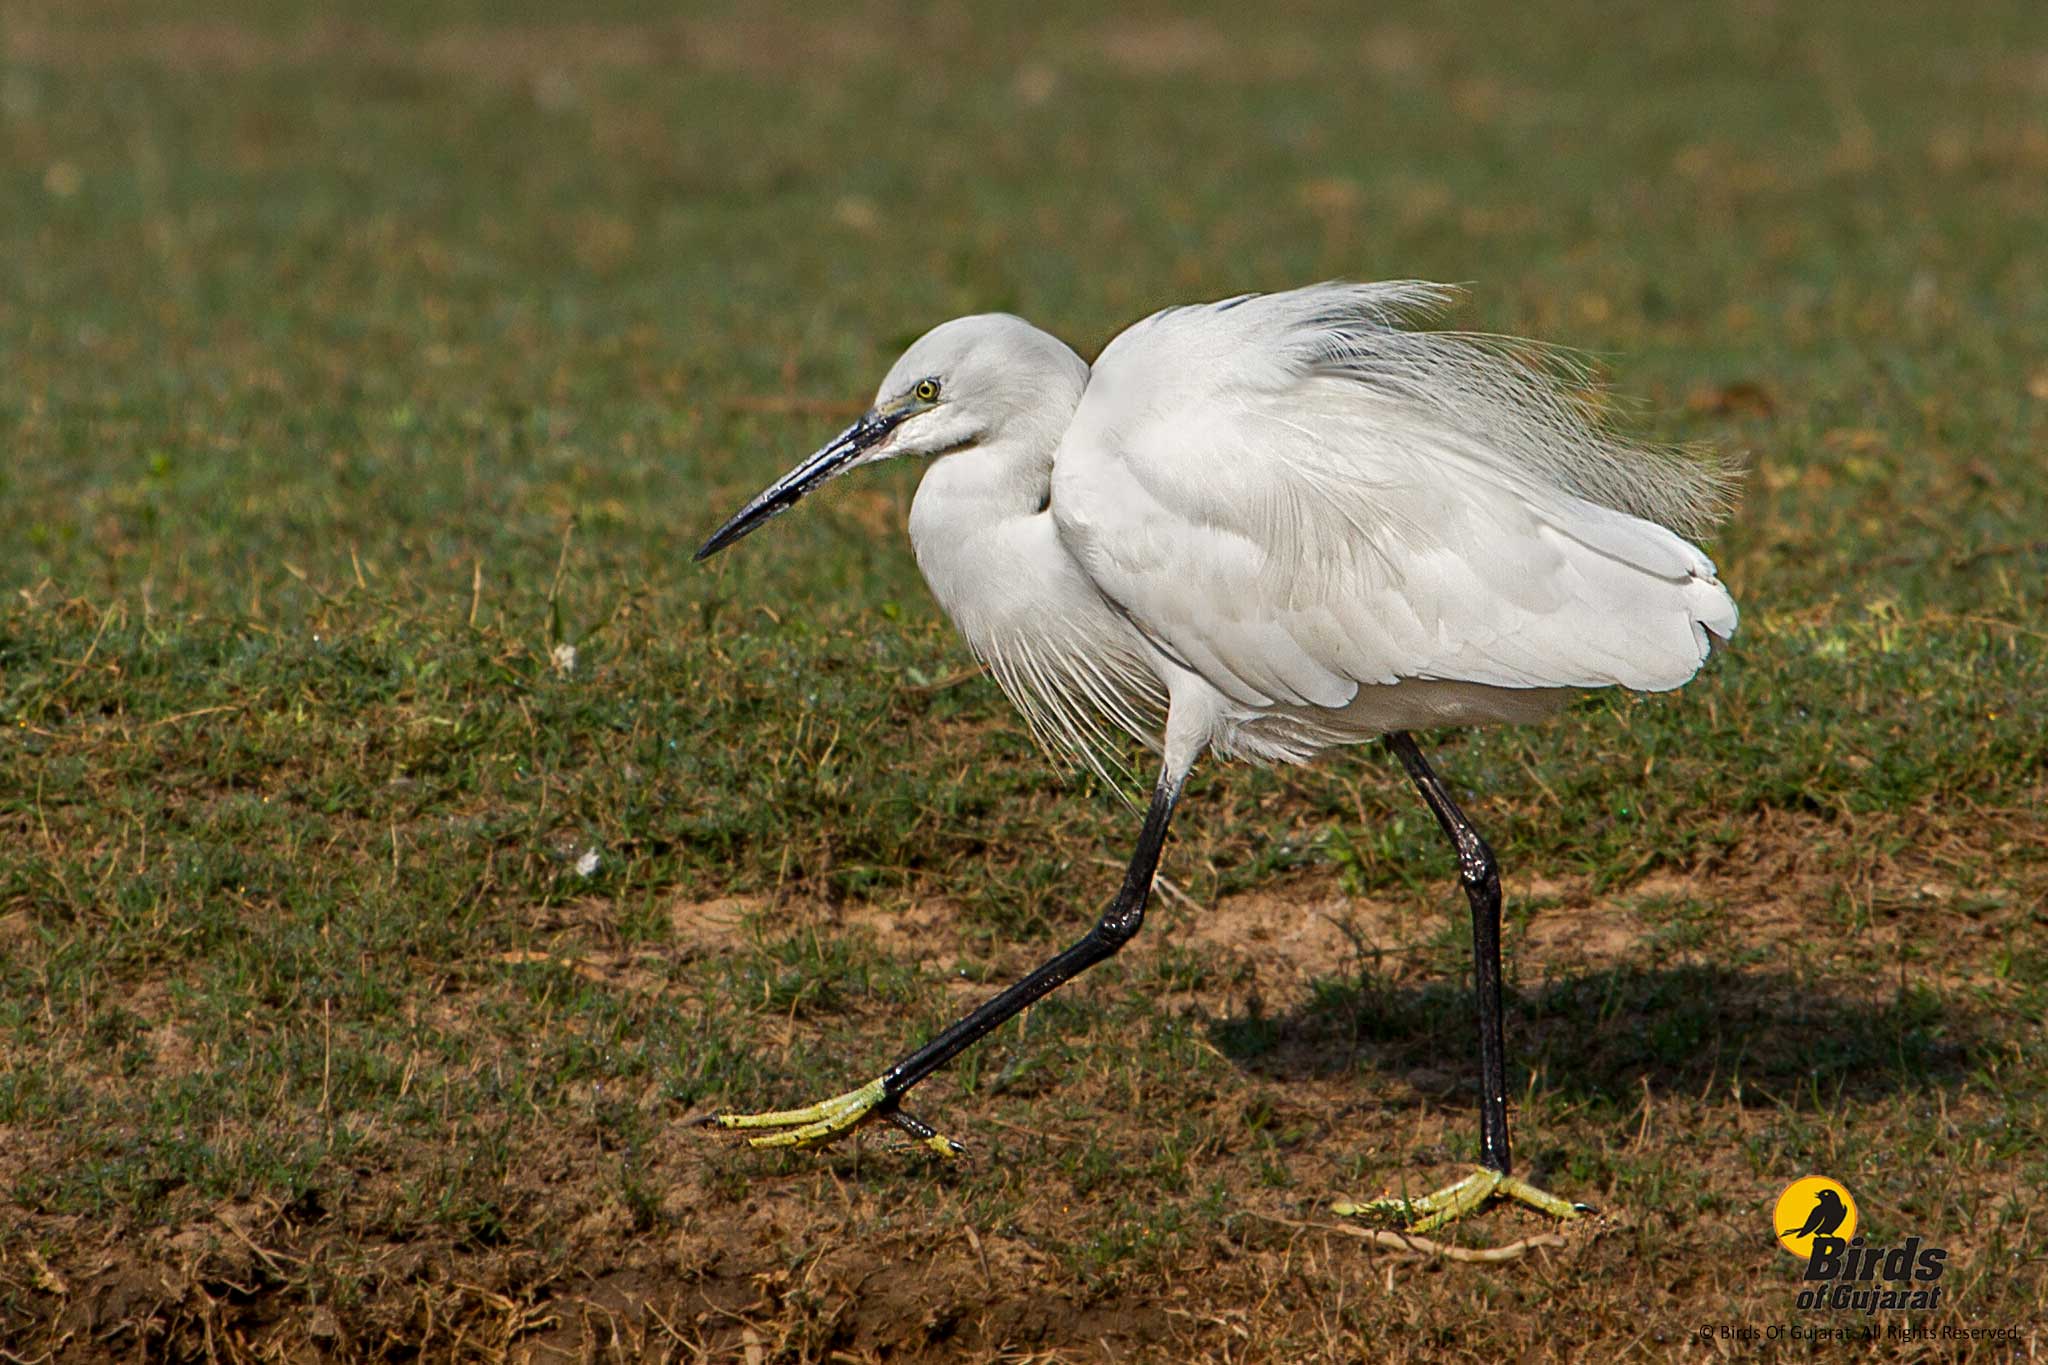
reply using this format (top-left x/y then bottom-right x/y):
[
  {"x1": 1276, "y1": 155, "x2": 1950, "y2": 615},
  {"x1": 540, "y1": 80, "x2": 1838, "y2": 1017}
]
[
  {"x1": 1333, "y1": 1167, "x2": 1592, "y2": 1235},
  {"x1": 709, "y1": 1077, "x2": 964, "y2": 1157}
]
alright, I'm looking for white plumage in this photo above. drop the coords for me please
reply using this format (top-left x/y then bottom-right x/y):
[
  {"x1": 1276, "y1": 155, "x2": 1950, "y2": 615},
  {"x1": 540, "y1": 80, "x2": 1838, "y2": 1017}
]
[{"x1": 890, "y1": 282, "x2": 1736, "y2": 783}]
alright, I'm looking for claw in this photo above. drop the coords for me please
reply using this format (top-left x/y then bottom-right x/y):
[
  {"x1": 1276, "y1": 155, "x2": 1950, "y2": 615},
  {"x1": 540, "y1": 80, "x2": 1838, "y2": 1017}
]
[
  {"x1": 1334, "y1": 1167, "x2": 1587, "y2": 1235},
  {"x1": 886, "y1": 1108, "x2": 967, "y2": 1158},
  {"x1": 711, "y1": 1077, "x2": 964, "y2": 1157}
]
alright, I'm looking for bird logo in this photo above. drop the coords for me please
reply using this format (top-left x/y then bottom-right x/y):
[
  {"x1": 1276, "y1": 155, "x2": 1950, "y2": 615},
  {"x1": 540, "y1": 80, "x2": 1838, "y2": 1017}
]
[
  {"x1": 1774, "y1": 1176, "x2": 1859, "y2": 1258},
  {"x1": 1783, "y1": 1189, "x2": 1849, "y2": 1239}
]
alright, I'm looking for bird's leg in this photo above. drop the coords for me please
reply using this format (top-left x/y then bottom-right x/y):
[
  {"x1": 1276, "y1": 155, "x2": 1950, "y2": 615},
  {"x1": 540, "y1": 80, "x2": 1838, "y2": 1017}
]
[
  {"x1": 1391, "y1": 731, "x2": 1512, "y2": 1174},
  {"x1": 711, "y1": 776, "x2": 1183, "y2": 1154},
  {"x1": 1334, "y1": 733, "x2": 1591, "y2": 1234}
]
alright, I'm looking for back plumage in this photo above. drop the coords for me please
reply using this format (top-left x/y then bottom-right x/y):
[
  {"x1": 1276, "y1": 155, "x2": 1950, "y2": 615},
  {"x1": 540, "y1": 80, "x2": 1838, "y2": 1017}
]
[{"x1": 1047, "y1": 283, "x2": 1738, "y2": 763}]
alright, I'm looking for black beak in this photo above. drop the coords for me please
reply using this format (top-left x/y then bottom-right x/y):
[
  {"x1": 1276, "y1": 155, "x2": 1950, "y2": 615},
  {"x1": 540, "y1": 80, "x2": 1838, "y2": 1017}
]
[{"x1": 694, "y1": 409, "x2": 900, "y2": 562}]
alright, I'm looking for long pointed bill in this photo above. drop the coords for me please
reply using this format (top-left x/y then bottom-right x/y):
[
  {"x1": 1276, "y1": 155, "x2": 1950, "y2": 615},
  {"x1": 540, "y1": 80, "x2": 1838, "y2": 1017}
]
[{"x1": 694, "y1": 408, "x2": 902, "y2": 561}]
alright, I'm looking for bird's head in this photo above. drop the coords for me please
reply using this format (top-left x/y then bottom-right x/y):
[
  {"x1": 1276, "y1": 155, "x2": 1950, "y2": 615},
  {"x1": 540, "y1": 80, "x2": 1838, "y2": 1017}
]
[{"x1": 694, "y1": 314, "x2": 1081, "y2": 560}]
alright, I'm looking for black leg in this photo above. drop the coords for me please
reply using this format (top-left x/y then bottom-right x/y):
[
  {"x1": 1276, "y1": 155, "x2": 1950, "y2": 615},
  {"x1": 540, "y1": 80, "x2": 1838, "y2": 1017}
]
[
  {"x1": 878, "y1": 775, "x2": 1182, "y2": 1104},
  {"x1": 715, "y1": 775, "x2": 1185, "y2": 1150},
  {"x1": 1384, "y1": 731, "x2": 1512, "y2": 1176}
]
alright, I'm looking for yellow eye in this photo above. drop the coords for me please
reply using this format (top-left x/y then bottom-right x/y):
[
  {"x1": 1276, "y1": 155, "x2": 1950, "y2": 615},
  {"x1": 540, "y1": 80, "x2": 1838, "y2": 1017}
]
[{"x1": 913, "y1": 379, "x2": 940, "y2": 403}]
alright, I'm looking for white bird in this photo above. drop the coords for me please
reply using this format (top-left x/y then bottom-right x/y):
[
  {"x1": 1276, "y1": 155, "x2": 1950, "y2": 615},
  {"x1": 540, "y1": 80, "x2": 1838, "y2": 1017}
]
[{"x1": 695, "y1": 282, "x2": 1737, "y2": 1233}]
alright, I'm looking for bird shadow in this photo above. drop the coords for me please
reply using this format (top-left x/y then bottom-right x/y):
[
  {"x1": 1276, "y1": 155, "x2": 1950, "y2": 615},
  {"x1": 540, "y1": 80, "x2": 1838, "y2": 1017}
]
[{"x1": 1204, "y1": 961, "x2": 1988, "y2": 1113}]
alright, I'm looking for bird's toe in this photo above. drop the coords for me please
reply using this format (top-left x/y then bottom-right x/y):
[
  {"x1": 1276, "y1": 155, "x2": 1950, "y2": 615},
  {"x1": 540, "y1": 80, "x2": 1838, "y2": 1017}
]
[
  {"x1": 1336, "y1": 1167, "x2": 1588, "y2": 1236},
  {"x1": 709, "y1": 1077, "x2": 963, "y2": 1157}
]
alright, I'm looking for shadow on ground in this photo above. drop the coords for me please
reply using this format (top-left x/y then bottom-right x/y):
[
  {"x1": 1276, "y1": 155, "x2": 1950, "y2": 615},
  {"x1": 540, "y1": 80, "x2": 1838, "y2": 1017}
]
[{"x1": 1207, "y1": 963, "x2": 1982, "y2": 1112}]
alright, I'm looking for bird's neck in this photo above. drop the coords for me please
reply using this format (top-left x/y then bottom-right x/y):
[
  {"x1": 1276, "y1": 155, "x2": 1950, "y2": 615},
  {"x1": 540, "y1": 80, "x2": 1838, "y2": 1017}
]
[
  {"x1": 906, "y1": 392, "x2": 1077, "y2": 643},
  {"x1": 909, "y1": 348, "x2": 1088, "y2": 533},
  {"x1": 906, "y1": 337, "x2": 1089, "y2": 645},
  {"x1": 911, "y1": 429, "x2": 1056, "y2": 525}
]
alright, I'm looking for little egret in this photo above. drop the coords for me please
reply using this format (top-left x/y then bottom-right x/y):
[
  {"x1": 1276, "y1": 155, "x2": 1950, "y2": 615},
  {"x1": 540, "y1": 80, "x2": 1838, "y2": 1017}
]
[{"x1": 694, "y1": 282, "x2": 1737, "y2": 1232}]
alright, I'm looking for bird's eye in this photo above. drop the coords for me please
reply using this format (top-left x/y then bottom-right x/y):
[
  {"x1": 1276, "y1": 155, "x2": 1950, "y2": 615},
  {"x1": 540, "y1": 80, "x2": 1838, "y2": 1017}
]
[{"x1": 913, "y1": 379, "x2": 940, "y2": 403}]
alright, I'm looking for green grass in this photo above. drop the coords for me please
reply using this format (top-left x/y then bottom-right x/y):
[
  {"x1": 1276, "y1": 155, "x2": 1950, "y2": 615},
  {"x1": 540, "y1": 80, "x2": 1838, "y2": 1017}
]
[{"x1": 3, "y1": 1, "x2": 2046, "y2": 1359}]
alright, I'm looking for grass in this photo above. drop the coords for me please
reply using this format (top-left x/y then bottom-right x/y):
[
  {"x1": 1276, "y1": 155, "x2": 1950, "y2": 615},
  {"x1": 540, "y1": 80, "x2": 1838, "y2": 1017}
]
[{"x1": 3, "y1": 0, "x2": 2046, "y2": 1358}]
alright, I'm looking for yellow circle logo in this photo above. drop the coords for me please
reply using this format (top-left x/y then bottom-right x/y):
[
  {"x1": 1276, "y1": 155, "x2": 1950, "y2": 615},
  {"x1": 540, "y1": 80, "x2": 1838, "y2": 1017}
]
[{"x1": 1775, "y1": 1176, "x2": 1858, "y2": 1258}]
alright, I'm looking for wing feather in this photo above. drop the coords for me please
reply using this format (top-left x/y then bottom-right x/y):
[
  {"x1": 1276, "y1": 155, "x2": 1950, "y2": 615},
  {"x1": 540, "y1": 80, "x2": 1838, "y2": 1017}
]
[{"x1": 1050, "y1": 283, "x2": 1738, "y2": 713}]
